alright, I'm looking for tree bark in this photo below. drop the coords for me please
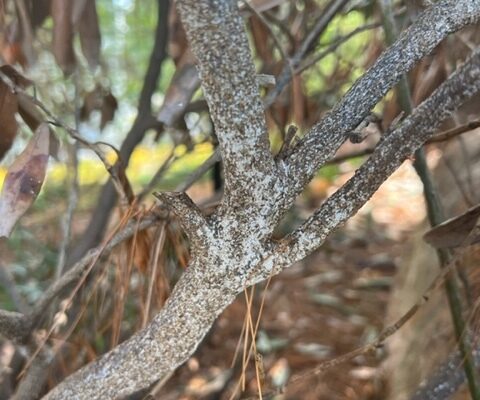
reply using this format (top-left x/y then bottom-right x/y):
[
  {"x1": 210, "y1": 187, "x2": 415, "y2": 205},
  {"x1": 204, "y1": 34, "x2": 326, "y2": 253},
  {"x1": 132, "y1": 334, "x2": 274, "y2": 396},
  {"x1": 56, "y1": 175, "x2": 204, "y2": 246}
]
[{"x1": 42, "y1": 0, "x2": 480, "y2": 398}]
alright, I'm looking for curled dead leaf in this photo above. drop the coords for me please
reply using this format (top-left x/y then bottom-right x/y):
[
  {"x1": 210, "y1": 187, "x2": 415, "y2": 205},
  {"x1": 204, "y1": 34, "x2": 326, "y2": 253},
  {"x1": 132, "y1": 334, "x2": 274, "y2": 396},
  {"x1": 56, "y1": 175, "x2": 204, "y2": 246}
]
[
  {"x1": 51, "y1": 0, "x2": 75, "y2": 75},
  {"x1": 0, "y1": 124, "x2": 50, "y2": 237},
  {"x1": 0, "y1": 65, "x2": 33, "y2": 89},
  {"x1": 423, "y1": 204, "x2": 480, "y2": 248},
  {"x1": 76, "y1": 0, "x2": 101, "y2": 70},
  {"x1": 0, "y1": 78, "x2": 18, "y2": 161},
  {"x1": 100, "y1": 92, "x2": 117, "y2": 129},
  {"x1": 81, "y1": 86, "x2": 117, "y2": 130}
]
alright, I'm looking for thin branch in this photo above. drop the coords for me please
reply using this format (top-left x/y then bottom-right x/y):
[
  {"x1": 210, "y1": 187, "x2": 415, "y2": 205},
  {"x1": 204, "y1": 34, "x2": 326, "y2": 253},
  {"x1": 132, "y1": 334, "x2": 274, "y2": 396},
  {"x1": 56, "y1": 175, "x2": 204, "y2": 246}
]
[
  {"x1": 429, "y1": 119, "x2": 480, "y2": 143},
  {"x1": 264, "y1": 0, "x2": 350, "y2": 106},
  {"x1": 283, "y1": 0, "x2": 480, "y2": 207},
  {"x1": 296, "y1": 22, "x2": 381, "y2": 75},
  {"x1": 253, "y1": 46, "x2": 480, "y2": 284},
  {"x1": 175, "y1": 147, "x2": 221, "y2": 192}
]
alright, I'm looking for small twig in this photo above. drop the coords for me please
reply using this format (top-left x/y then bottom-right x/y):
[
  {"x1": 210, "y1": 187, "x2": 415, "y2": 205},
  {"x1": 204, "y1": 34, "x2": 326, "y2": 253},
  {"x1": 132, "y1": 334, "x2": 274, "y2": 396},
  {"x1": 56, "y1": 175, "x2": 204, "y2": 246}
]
[
  {"x1": 427, "y1": 119, "x2": 480, "y2": 143},
  {"x1": 55, "y1": 70, "x2": 81, "y2": 279},
  {"x1": 175, "y1": 148, "x2": 221, "y2": 192},
  {"x1": 264, "y1": 0, "x2": 350, "y2": 106},
  {"x1": 296, "y1": 22, "x2": 381, "y2": 74},
  {"x1": 243, "y1": 1, "x2": 289, "y2": 64},
  {"x1": 137, "y1": 151, "x2": 176, "y2": 201}
]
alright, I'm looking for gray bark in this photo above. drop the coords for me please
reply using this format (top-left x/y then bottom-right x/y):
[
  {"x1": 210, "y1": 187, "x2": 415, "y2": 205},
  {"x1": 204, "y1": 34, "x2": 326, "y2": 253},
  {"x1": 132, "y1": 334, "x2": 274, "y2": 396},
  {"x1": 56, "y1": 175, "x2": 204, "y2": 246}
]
[{"x1": 41, "y1": 0, "x2": 480, "y2": 398}]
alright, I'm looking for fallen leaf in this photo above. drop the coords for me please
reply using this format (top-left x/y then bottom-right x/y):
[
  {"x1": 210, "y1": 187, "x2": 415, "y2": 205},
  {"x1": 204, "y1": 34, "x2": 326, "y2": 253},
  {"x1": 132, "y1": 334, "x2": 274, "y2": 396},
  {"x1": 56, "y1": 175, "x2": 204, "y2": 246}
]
[
  {"x1": 423, "y1": 204, "x2": 480, "y2": 248},
  {"x1": 0, "y1": 124, "x2": 50, "y2": 237},
  {"x1": 0, "y1": 78, "x2": 18, "y2": 161}
]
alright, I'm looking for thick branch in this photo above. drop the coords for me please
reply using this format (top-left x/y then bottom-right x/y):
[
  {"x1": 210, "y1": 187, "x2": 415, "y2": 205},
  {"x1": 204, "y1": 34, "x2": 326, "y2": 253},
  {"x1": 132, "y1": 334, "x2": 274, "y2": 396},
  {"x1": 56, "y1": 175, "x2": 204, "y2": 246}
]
[
  {"x1": 283, "y1": 0, "x2": 480, "y2": 205},
  {"x1": 42, "y1": 258, "x2": 240, "y2": 399},
  {"x1": 0, "y1": 310, "x2": 29, "y2": 341},
  {"x1": 256, "y1": 47, "x2": 480, "y2": 283},
  {"x1": 175, "y1": 0, "x2": 280, "y2": 225}
]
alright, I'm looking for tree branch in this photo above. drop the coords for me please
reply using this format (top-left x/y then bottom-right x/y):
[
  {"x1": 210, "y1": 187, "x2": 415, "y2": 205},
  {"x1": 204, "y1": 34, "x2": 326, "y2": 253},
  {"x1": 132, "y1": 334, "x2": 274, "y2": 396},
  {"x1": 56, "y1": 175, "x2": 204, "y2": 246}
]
[
  {"x1": 0, "y1": 310, "x2": 29, "y2": 341},
  {"x1": 283, "y1": 0, "x2": 480, "y2": 207},
  {"x1": 175, "y1": 0, "x2": 281, "y2": 229},
  {"x1": 153, "y1": 192, "x2": 212, "y2": 249},
  {"x1": 257, "y1": 46, "x2": 480, "y2": 283}
]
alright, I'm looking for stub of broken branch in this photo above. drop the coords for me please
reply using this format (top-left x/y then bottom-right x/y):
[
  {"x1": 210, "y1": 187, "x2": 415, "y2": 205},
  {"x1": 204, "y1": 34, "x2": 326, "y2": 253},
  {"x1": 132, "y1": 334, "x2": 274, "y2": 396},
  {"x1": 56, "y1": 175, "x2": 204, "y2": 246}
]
[{"x1": 153, "y1": 191, "x2": 212, "y2": 250}]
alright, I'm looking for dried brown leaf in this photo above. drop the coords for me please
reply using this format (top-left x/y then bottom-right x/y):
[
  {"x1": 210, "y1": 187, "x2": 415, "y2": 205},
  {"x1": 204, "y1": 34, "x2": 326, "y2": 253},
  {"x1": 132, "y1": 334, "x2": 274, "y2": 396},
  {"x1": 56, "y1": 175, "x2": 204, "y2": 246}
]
[
  {"x1": 423, "y1": 204, "x2": 480, "y2": 248},
  {"x1": 157, "y1": 56, "x2": 199, "y2": 127},
  {"x1": 168, "y1": 7, "x2": 189, "y2": 66},
  {"x1": 0, "y1": 65, "x2": 33, "y2": 89},
  {"x1": 17, "y1": 92, "x2": 43, "y2": 131},
  {"x1": 80, "y1": 87, "x2": 117, "y2": 129},
  {"x1": 80, "y1": 88, "x2": 102, "y2": 121},
  {"x1": 0, "y1": 124, "x2": 50, "y2": 237},
  {"x1": 0, "y1": 78, "x2": 18, "y2": 161},
  {"x1": 76, "y1": 0, "x2": 101, "y2": 69},
  {"x1": 51, "y1": 0, "x2": 75, "y2": 75},
  {"x1": 100, "y1": 92, "x2": 117, "y2": 129},
  {"x1": 246, "y1": 0, "x2": 288, "y2": 12},
  {"x1": 30, "y1": 0, "x2": 52, "y2": 29}
]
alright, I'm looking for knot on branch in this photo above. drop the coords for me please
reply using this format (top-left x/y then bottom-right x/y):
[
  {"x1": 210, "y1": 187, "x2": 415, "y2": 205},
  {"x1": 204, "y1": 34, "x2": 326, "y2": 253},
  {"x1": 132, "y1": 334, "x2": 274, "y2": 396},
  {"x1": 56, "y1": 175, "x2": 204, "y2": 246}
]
[{"x1": 153, "y1": 191, "x2": 212, "y2": 249}]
